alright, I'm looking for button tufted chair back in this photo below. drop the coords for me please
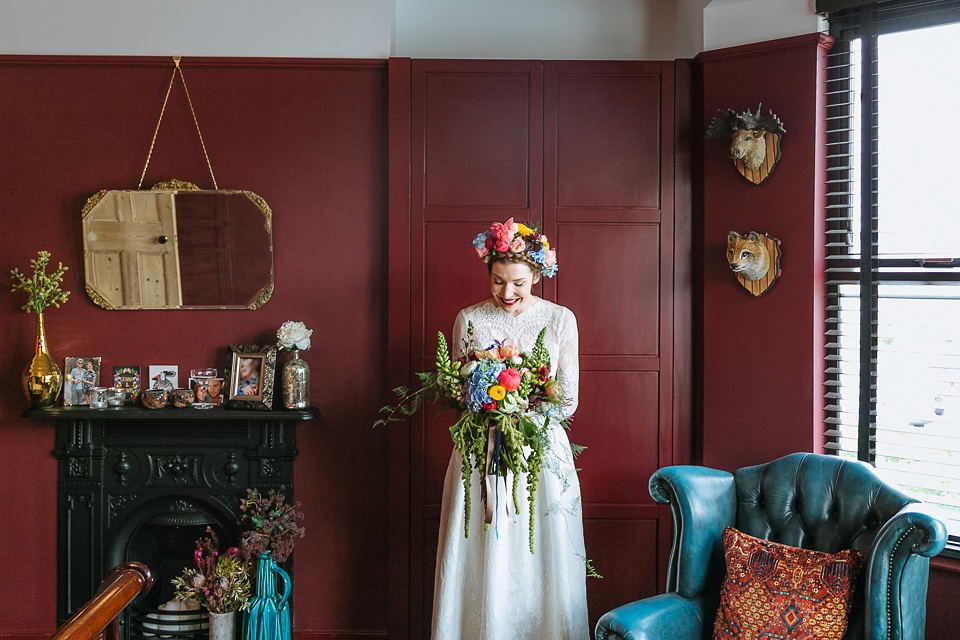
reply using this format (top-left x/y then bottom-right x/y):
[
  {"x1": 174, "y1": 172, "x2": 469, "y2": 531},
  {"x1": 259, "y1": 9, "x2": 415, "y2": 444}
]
[
  {"x1": 595, "y1": 452, "x2": 948, "y2": 640},
  {"x1": 735, "y1": 452, "x2": 914, "y2": 556},
  {"x1": 734, "y1": 453, "x2": 919, "y2": 640}
]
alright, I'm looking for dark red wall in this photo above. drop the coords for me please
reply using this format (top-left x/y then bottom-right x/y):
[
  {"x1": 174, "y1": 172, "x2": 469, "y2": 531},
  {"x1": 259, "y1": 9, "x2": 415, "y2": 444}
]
[
  {"x1": 0, "y1": 56, "x2": 388, "y2": 639},
  {"x1": 698, "y1": 35, "x2": 830, "y2": 471}
]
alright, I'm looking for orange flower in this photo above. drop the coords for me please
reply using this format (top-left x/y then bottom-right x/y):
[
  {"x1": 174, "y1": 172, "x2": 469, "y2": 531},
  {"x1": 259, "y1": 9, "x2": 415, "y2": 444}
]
[{"x1": 498, "y1": 344, "x2": 520, "y2": 359}]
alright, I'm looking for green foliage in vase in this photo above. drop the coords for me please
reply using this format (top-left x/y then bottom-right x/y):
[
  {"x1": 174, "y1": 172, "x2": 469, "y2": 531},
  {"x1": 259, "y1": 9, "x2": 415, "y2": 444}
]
[{"x1": 9, "y1": 251, "x2": 70, "y2": 314}]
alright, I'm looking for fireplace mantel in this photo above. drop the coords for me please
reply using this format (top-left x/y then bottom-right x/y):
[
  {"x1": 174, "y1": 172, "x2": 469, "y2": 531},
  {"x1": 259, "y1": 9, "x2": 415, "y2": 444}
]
[{"x1": 25, "y1": 406, "x2": 318, "y2": 627}]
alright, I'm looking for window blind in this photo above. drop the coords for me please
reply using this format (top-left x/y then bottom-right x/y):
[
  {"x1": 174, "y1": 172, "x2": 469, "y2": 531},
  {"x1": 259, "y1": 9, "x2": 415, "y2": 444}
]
[{"x1": 822, "y1": 0, "x2": 960, "y2": 538}]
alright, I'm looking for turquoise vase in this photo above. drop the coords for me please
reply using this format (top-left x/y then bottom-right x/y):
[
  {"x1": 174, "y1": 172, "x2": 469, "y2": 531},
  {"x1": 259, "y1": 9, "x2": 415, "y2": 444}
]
[{"x1": 242, "y1": 552, "x2": 292, "y2": 640}]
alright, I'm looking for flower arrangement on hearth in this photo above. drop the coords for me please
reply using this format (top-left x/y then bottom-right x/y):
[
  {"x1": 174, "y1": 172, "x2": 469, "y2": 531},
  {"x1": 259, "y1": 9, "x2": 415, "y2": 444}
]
[
  {"x1": 172, "y1": 529, "x2": 251, "y2": 614},
  {"x1": 375, "y1": 323, "x2": 572, "y2": 553}
]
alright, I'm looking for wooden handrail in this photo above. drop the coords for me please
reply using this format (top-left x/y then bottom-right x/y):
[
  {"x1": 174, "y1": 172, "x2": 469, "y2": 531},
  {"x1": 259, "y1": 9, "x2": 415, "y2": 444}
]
[{"x1": 52, "y1": 562, "x2": 154, "y2": 640}]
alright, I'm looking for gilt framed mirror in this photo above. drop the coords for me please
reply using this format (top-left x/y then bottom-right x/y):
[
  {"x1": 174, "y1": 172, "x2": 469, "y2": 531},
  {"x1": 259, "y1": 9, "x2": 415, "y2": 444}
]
[{"x1": 81, "y1": 180, "x2": 274, "y2": 310}]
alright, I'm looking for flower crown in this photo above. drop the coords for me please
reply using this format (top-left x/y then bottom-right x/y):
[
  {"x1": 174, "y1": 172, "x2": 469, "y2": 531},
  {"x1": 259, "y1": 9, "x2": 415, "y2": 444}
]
[{"x1": 472, "y1": 218, "x2": 558, "y2": 278}]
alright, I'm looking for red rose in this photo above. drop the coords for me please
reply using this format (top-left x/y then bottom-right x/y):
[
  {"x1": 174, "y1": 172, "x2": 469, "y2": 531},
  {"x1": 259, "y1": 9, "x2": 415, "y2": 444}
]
[
  {"x1": 482, "y1": 401, "x2": 497, "y2": 410},
  {"x1": 498, "y1": 368, "x2": 522, "y2": 391}
]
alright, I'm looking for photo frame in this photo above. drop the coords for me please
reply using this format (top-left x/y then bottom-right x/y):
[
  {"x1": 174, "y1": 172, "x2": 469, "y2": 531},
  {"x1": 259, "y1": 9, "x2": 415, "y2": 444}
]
[
  {"x1": 225, "y1": 344, "x2": 276, "y2": 410},
  {"x1": 148, "y1": 365, "x2": 179, "y2": 391},
  {"x1": 64, "y1": 356, "x2": 102, "y2": 406}
]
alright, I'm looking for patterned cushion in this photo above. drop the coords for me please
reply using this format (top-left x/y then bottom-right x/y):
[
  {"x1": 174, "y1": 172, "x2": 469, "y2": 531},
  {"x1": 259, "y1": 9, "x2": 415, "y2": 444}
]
[{"x1": 713, "y1": 527, "x2": 862, "y2": 639}]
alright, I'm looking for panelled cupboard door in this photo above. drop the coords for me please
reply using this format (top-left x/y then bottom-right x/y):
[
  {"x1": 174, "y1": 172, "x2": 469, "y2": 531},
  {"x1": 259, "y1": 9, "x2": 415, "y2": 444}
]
[
  {"x1": 544, "y1": 60, "x2": 678, "y2": 628},
  {"x1": 388, "y1": 58, "x2": 690, "y2": 639}
]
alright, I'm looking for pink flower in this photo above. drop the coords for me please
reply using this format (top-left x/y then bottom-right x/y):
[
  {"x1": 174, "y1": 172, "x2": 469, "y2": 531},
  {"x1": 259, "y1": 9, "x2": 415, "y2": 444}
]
[
  {"x1": 509, "y1": 236, "x2": 526, "y2": 253},
  {"x1": 476, "y1": 245, "x2": 489, "y2": 258},
  {"x1": 226, "y1": 547, "x2": 240, "y2": 557},
  {"x1": 498, "y1": 368, "x2": 522, "y2": 391},
  {"x1": 543, "y1": 249, "x2": 557, "y2": 266},
  {"x1": 490, "y1": 218, "x2": 516, "y2": 252}
]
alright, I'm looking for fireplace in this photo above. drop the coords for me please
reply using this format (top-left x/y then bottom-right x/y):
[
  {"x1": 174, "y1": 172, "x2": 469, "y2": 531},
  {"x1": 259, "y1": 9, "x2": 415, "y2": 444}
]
[{"x1": 27, "y1": 405, "x2": 316, "y2": 636}]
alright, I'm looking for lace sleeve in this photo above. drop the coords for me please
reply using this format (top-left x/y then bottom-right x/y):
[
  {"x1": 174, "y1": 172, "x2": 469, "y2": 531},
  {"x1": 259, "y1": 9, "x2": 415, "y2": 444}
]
[
  {"x1": 558, "y1": 307, "x2": 580, "y2": 417},
  {"x1": 451, "y1": 310, "x2": 469, "y2": 360}
]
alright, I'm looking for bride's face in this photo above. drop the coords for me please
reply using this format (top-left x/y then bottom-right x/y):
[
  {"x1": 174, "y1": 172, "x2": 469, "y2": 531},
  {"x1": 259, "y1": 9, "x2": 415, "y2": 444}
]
[{"x1": 490, "y1": 260, "x2": 540, "y2": 316}]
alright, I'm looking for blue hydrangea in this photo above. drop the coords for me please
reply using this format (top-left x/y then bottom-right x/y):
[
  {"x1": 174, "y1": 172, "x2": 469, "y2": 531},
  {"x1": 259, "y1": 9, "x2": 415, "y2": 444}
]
[
  {"x1": 473, "y1": 232, "x2": 491, "y2": 252},
  {"x1": 540, "y1": 262, "x2": 558, "y2": 278},
  {"x1": 464, "y1": 359, "x2": 506, "y2": 411},
  {"x1": 528, "y1": 245, "x2": 547, "y2": 264}
]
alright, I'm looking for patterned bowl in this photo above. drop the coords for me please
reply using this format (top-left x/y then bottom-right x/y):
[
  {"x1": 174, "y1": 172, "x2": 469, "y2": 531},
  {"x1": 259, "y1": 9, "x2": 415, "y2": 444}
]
[
  {"x1": 141, "y1": 389, "x2": 168, "y2": 410},
  {"x1": 169, "y1": 388, "x2": 195, "y2": 408}
]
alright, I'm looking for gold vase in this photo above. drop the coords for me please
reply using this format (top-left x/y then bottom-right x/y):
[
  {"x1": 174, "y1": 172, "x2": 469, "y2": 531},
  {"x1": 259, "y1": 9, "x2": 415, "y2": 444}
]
[{"x1": 21, "y1": 312, "x2": 62, "y2": 408}]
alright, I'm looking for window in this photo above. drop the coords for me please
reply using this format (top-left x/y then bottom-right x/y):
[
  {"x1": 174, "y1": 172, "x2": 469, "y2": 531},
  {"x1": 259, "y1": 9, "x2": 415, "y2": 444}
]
[{"x1": 823, "y1": 0, "x2": 960, "y2": 540}]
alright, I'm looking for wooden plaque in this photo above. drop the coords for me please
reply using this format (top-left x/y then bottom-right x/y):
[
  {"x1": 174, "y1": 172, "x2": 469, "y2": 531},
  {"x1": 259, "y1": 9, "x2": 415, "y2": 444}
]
[
  {"x1": 733, "y1": 133, "x2": 781, "y2": 186},
  {"x1": 736, "y1": 233, "x2": 782, "y2": 297}
]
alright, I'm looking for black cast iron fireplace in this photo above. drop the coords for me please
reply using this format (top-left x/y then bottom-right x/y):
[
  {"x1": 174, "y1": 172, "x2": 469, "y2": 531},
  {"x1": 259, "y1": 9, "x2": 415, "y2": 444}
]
[{"x1": 26, "y1": 405, "x2": 316, "y2": 638}]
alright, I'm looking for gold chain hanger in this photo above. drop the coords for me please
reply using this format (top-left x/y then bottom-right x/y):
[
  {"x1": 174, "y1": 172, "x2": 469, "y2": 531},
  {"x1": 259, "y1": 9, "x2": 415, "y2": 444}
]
[{"x1": 138, "y1": 56, "x2": 218, "y2": 190}]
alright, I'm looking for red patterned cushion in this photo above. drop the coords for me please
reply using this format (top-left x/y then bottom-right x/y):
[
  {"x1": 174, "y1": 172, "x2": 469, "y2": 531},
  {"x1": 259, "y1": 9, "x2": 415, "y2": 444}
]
[{"x1": 713, "y1": 526, "x2": 863, "y2": 639}]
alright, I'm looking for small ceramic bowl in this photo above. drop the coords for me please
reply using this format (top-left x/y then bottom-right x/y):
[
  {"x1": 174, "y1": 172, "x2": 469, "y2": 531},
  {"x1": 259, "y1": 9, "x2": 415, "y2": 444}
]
[
  {"x1": 169, "y1": 388, "x2": 195, "y2": 408},
  {"x1": 141, "y1": 389, "x2": 168, "y2": 410}
]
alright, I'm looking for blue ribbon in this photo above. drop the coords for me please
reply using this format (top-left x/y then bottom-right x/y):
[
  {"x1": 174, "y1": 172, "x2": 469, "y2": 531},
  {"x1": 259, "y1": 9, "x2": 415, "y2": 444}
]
[{"x1": 494, "y1": 429, "x2": 502, "y2": 538}]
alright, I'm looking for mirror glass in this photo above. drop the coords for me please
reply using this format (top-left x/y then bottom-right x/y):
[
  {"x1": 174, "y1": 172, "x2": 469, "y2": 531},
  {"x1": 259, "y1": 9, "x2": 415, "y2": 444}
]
[{"x1": 82, "y1": 184, "x2": 273, "y2": 310}]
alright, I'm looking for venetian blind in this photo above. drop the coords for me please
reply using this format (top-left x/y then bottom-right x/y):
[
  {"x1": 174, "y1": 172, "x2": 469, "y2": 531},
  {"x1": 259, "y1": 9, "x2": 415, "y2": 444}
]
[{"x1": 822, "y1": 0, "x2": 960, "y2": 537}]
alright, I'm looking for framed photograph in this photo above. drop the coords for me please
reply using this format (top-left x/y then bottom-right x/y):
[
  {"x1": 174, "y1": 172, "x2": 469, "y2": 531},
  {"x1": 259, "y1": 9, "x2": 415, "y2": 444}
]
[
  {"x1": 113, "y1": 366, "x2": 142, "y2": 403},
  {"x1": 148, "y1": 365, "x2": 179, "y2": 391},
  {"x1": 64, "y1": 356, "x2": 102, "y2": 406},
  {"x1": 225, "y1": 344, "x2": 276, "y2": 410},
  {"x1": 190, "y1": 376, "x2": 224, "y2": 407}
]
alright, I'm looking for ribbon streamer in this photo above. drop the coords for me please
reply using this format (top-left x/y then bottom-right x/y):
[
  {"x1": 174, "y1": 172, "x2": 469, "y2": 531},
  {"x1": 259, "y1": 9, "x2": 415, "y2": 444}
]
[{"x1": 484, "y1": 425, "x2": 496, "y2": 526}]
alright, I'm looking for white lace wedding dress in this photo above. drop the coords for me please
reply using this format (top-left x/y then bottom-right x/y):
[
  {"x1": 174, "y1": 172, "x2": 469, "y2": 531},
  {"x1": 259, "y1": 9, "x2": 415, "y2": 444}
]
[{"x1": 431, "y1": 298, "x2": 589, "y2": 640}]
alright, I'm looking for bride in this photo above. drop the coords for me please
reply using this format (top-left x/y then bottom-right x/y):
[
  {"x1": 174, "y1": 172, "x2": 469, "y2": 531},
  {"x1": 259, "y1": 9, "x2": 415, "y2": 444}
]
[{"x1": 431, "y1": 219, "x2": 588, "y2": 639}]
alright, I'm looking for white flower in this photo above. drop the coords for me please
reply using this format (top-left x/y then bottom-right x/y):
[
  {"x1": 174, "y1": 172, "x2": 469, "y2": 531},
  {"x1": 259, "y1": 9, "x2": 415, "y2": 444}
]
[
  {"x1": 511, "y1": 356, "x2": 522, "y2": 365},
  {"x1": 499, "y1": 393, "x2": 520, "y2": 414},
  {"x1": 277, "y1": 320, "x2": 313, "y2": 351},
  {"x1": 461, "y1": 361, "x2": 478, "y2": 377}
]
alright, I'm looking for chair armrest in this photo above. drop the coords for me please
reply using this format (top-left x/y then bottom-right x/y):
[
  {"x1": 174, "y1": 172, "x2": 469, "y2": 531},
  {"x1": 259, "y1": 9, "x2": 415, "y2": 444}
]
[
  {"x1": 595, "y1": 592, "x2": 711, "y2": 640},
  {"x1": 649, "y1": 466, "x2": 736, "y2": 597},
  {"x1": 864, "y1": 502, "x2": 948, "y2": 640}
]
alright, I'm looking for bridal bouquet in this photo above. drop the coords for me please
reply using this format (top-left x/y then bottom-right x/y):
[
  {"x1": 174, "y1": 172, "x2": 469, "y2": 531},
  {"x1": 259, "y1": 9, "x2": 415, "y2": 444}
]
[{"x1": 375, "y1": 323, "x2": 570, "y2": 553}]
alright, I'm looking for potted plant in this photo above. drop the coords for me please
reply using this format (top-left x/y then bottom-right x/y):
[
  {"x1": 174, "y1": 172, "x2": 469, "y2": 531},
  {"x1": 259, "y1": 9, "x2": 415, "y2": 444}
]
[{"x1": 10, "y1": 250, "x2": 70, "y2": 407}]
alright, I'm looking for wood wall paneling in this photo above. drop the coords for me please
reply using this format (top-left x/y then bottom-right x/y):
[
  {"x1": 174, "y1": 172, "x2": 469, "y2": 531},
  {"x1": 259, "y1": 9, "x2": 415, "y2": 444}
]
[
  {"x1": 556, "y1": 223, "x2": 661, "y2": 357},
  {"x1": 575, "y1": 371, "x2": 661, "y2": 505},
  {"x1": 414, "y1": 59, "x2": 543, "y2": 221}
]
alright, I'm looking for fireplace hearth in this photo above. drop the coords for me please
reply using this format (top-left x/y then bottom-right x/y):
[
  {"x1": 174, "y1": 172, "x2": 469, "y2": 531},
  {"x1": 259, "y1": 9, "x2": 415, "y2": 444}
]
[{"x1": 26, "y1": 405, "x2": 317, "y2": 636}]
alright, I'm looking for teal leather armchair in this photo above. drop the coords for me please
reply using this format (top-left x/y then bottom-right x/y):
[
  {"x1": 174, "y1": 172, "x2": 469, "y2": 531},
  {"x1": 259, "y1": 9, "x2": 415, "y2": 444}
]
[{"x1": 595, "y1": 452, "x2": 948, "y2": 640}]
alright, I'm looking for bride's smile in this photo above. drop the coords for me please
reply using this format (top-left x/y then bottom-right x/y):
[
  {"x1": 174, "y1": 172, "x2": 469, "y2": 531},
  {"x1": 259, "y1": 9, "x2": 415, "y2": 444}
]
[{"x1": 490, "y1": 260, "x2": 540, "y2": 316}]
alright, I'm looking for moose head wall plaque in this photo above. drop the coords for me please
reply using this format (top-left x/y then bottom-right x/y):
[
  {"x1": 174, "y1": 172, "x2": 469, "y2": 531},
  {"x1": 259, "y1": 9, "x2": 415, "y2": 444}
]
[{"x1": 706, "y1": 104, "x2": 785, "y2": 186}]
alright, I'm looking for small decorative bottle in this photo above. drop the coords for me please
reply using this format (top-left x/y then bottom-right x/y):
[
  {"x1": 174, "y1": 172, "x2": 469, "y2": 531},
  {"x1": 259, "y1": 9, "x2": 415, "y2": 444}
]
[{"x1": 282, "y1": 349, "x2": 309, "y2": 409}]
